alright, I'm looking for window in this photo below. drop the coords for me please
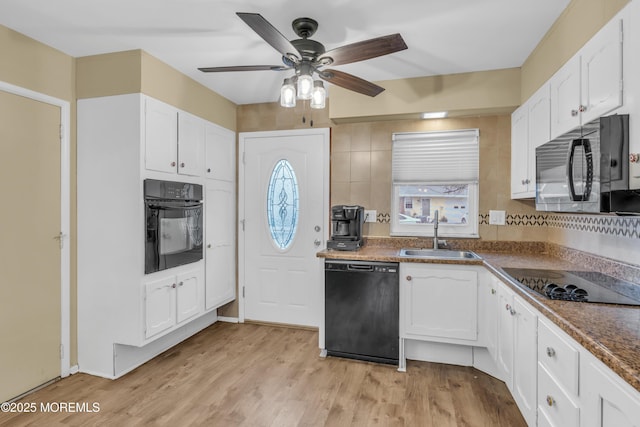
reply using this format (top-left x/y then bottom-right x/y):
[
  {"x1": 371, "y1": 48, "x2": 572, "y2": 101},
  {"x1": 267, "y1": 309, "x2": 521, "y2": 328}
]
[
  {"x1": 266, "y1": 159, "x2": 299, "y2": 249},
  {"x1": 391, "y1": 129, "x2": 479, "y2": 237}
]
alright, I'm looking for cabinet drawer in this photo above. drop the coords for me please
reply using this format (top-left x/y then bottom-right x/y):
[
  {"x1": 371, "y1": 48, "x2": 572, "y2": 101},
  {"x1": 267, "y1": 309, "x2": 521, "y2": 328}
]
[
  {"x1": 538, "y1": 319, "x2": 580, "y2": 395},
  {"x1": 538, "y1": 363, "x2": 580, "y2": 427}
]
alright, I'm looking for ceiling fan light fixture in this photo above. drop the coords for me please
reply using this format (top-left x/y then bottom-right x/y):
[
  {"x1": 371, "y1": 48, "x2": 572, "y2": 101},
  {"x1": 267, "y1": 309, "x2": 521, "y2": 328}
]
[
  {"x1": 280, "y1": 77, "x2": 297, "y2": 108},
  {"x1": 310, "y1": 81, "x2": 326, "y2": 109},
  {"x1": 297, "y1": 73, "x2": 314, "y2": 100}
]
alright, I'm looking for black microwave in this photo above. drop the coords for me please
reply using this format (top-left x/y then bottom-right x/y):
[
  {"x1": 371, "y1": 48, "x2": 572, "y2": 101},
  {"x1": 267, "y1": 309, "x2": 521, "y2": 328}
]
[
  {"x1": 535, "y1": 114, "x2": 640, "y2": 214},
  {"x1": 144, "y1": 179, "x2": 203, "y2": 274}
]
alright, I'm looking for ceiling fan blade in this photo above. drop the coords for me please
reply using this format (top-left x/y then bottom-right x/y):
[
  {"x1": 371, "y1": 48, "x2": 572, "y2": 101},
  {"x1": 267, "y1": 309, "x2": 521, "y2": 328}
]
[
  {"x1": 198, "y1": 65, "x2": 289, "y2": 72},
  {"x1": 236, "y1": 12, "x2": 301, "y2": 62},
  {"x1": 318, "y1": 33, "x2": 407, "y2": 66},
  {"x1": 319, "y1": 69, "x2": 385, "y2": 97}
]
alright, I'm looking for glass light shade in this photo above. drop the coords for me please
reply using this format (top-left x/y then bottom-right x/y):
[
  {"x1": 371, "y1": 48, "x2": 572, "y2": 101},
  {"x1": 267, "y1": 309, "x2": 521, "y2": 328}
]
[
  {"x1": 310, "y1": 81, "x2": 326, "y2": 109},
  {"x1": 280, "y1": 78, "x2": 296, "y2": 108},
  {"x1": 296, "y1": 74, "x2": 313, "y2": 100}
]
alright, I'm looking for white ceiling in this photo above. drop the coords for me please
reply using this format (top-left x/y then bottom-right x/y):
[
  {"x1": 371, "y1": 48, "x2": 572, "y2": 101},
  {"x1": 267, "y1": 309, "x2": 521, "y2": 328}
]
[{"x1": 0, "y1": 0, "x2": 571, "y2": 105}]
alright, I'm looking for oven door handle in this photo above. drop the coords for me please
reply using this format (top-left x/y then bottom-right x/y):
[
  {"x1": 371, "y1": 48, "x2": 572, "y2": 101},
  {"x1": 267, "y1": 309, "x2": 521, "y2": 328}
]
[
  {"x1": 146, "y1": 202, "x2": 202, "y2": 210},
  {"x1": 567, "y1": 138, "x2": 593, "y2": 202}
]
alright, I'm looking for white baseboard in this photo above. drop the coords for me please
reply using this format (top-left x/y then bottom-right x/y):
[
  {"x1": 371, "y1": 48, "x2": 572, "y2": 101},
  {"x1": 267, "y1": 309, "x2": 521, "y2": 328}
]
[{"x1": 217, "y1": 316, "x2": 239, "y2": 323}]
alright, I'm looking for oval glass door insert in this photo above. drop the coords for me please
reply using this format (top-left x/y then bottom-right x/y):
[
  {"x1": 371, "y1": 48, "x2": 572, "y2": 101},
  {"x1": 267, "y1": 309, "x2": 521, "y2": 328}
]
[{"x1": 267, "y1": 159, "x2": 299, "y2": 250}]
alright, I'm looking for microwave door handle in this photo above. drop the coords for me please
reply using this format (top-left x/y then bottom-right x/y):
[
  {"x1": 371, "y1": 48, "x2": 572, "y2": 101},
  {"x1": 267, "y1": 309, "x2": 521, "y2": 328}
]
[
  {"x1": 583, "y1": 139, "x2": 593, "y2": 201},
  {"x1": 567, "y1": 138, "x2": 593, "y2": 202},
  {"x1": 567, "y1": 139, "x2": 580, "y2": 201}
]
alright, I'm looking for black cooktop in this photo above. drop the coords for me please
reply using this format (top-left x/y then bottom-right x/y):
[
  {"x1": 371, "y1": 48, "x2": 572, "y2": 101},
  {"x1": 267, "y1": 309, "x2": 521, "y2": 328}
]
[{"x1": 502, "y1": 268, "x2": 640, "y2": 306}]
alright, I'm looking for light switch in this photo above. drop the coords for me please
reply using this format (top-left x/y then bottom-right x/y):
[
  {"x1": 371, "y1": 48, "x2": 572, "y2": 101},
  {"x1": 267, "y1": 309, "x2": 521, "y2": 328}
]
[
  {"x1": 364, "y1": 210, "x2": 377, "y2": 223},
  {"x1": 489, "y1": 210, "x2": 506, "y2": 225}
]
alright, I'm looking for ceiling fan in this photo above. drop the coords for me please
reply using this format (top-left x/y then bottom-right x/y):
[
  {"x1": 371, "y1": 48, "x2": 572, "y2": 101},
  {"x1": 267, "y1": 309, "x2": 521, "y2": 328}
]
[{"x1": 198, "y1": 12, "x2": 408, "y2": 99}]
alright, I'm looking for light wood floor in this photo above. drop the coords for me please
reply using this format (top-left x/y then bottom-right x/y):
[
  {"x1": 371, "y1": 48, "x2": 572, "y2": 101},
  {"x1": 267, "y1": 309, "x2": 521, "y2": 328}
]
[{"x1": 0, "y1": 323, "x2": 526, "y2": 426}]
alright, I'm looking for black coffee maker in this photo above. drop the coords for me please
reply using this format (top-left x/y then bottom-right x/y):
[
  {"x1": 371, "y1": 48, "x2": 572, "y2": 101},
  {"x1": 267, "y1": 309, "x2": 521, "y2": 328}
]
[{"x1": 327, "y1": 205, "x2": 364, "y2": 250}]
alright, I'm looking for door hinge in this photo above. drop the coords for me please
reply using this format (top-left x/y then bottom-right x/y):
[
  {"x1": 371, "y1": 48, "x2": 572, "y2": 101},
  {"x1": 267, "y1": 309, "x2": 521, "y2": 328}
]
[
  {"x1": 242, "y1": 152, "x2": 246, "y2": 165},
  {"x1": 240, "y1": 219, "x2": 245, "y2": 231},
  {"x1": 242, "y1": 286, "x2": 245, "y2": 298},
  {"x1": 59, "y1": 124, "x2": 64, "y2": 140},
  {"x1": 60, "y1": 344, "x2": 64, "y2": 360}
]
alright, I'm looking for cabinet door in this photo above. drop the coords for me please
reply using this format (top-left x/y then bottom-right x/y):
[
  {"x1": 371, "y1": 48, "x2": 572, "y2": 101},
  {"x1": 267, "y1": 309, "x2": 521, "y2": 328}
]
[
  {"x1": 511, "y1": 105, "x2": 529, "y2": 198},
  {"x1": 402, "y1": 265, "x2": 478, "y2": 341},
  {"x1": 145, "y1": 97, "x2": 178, "y2": 174},
  {"x1": 177, "y1": 112, "x2": 205, "y2": 177},
  {"x1": 205, "y1": 181, "x2": 236, "y2": 310},
  {"x1": 550, "y1": 56, "x2": 581, "y2": 139},
  {"x1": 512, "y1": 297, "x2": 538, "y2": 427},
  {"x1": 581, "y1": 354, "x2": 640, "y2": 427},
  {"x1": 176, "y1": 269, "x2": 203, "y2": 324},
  {"x1": 496, "y1": 283, "x2": 514, "y2": 389},
  {"x1": 145, "y1": 276, "x2": 176, "y2": 339},
  {"x1": 482, "y1": 276, "x2": 499, "y2": 362},
  {"x1": 205, "y1": 123, "x2": 235, "y2": 182},
  {"x1": 581, "y1": 19, "x2": 623, "y2": 124}
]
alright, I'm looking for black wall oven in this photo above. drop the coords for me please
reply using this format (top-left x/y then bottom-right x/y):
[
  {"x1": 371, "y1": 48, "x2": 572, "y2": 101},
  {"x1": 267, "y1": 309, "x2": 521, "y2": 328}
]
[{"x1": 145, "y1": 179, "x2": 203, "y2": 274}]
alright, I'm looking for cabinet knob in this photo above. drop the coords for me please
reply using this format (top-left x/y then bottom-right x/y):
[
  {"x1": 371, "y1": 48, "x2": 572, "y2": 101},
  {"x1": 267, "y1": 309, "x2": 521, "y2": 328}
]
[
  {"x1": 630, "y1": 153, "x2": 640, "y2": 164},
  {"x1": 180, "y1": 162, "x2": 185, "y2": 168},
  {"x1": 505, "y1": 303, "x2": 511, "y2": 311},
  {"x1": 178, "y1": 281, "x2": 184, "y2": 287},
  {"x1": 171, "y1": 283, "x2": 176, "y2": 289},
  {"x1": 546, "y1": 395, "x2": 555, "y2": 407},
  {"x1": 207, "y1": 243, "x2": 212, "y2": 248},
  {"x1": 491, "y1": 288, "x2": 496, "y2": 295},
  {"x1": 571, "y1": 109, "x2": 579, "y2": 117},
  {"x1": 521, "y1": 179, "x2": 526, "y2": 185},
  {"x1": 207, "y1": 168, "x2": 212, "y2": 173},
  {"x1": 171, "y1": 161, "x2": 176, "y2": 167},
  {"x1": 510, "y1": 307, "x2": 516, "y2": 316},
  {"x1": 579, "y1": 105, "x2": 587, "y2": 113},
  {"x1": 546, "y1": 347, "x2": 556, "y2": 358},
  {"x1": 406, "y1": 275, "x2": 412, "y2": 281}
]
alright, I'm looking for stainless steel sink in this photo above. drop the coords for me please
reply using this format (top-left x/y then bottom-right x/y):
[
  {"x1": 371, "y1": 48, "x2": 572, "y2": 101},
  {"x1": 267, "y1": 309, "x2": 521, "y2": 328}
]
[{"x1": 399, "y1": 248, "x2": 481, "y2": 260}]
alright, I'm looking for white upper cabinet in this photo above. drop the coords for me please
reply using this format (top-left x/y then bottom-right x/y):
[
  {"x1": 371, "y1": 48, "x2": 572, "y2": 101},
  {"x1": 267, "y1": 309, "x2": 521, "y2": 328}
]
[
  {"x1": 145, "y1": 97, "x2": 178, "y2": 174},
  {"x1": 580, "y1": 19, "x2": 623, "y2": 125},
  {"x1": 550, "y1": 18, "x2": 623, "y2": 139},
  {"x1": 144, "y1": 96, "x2": 206, "y2": 177},
  {"x1": 511, "y1": 83, "x2": 550, "y2": 199},
  {"x1": 205, "y1": 122, "x2": 235, "y2": 182},
  {"x1": 177, "y1": 112, "x2": 205, "y2": 177}
]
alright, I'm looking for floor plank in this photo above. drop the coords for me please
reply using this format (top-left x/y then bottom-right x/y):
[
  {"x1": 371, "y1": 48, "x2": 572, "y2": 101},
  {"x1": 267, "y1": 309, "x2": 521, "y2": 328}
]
[{"x1": 0, "y1": 323, "x2": 526, "y2": 426}]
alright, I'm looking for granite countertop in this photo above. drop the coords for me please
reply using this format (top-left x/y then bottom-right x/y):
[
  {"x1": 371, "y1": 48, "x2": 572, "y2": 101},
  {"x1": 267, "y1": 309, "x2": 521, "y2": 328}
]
[{"x1": 317, "y1": 241, "x2": 640, "y2": 393}]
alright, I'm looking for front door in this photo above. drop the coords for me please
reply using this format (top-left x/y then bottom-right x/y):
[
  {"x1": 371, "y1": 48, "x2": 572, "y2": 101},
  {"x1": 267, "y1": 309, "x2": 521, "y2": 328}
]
[
  {"x1": 240, "y1": 129, "x2": 329, "y2": 327},
  {"x1": 0, "y1": 90, "x2": 62, "y2": 401}
]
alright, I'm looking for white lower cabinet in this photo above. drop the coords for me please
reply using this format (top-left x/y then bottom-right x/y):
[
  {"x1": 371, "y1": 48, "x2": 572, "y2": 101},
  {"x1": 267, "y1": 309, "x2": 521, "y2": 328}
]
[
  {"x1": 400, "y1": 263, "x2": 479, "y2": 343},
  {"x1": 581, "y1": 351, "x2": 640, "y2": 427},
  {"x1": 144, "y1": 268, "x2": 203, "y2": 339},
  {"x1": 495, "y1": 280, "x2": 538, "y2": 426}
]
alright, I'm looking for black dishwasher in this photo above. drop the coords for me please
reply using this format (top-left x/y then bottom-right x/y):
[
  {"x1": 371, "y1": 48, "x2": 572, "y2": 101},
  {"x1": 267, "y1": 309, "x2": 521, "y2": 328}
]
[{"x1": 324, "y1": 260, "x2": 399, "y2": 365}]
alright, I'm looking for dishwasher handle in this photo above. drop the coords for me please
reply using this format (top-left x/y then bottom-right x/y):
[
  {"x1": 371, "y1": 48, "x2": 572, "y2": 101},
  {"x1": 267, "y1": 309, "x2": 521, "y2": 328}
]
[{"x1": 347, "y1": 264, "x2": 375, "y2": 272}]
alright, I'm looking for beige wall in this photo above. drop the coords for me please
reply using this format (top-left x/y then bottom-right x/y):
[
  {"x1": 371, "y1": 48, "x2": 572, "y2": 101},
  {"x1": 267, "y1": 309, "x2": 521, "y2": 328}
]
[
  {"x1": 77, "y1": 50, "x2": 237, "y2": 131},
  {"x1": 0, "y1": 24, "x2": 78, "y2": 365},
  {"x1": 329, "y1": 68, "x2": 521, "y2": 122},
  {"x1": 520, "y1": 0, "x2": 630, "y2": 101}
]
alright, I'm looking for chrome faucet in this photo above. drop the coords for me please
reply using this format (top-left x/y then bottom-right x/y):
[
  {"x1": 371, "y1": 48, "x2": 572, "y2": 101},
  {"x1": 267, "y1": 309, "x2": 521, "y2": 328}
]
[{"x1": 433, "y1": 210, "x2": 439, "y2": 250}]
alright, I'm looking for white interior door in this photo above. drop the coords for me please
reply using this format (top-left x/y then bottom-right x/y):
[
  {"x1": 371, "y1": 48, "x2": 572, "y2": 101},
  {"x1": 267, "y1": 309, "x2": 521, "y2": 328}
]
[{"x1": 240, "y1": 129, "x2": 329, "y2": 327}]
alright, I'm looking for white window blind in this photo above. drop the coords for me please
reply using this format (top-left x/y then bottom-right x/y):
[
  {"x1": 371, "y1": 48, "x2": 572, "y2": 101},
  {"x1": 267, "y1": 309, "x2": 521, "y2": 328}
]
[{"x1": 392, "y1": 129, "x2": 479, "y2": 183}]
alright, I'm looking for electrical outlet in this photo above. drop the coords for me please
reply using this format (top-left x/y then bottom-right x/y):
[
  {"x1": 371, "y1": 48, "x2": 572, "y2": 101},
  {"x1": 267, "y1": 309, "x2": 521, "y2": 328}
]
[
  {"x1": 364, "y1": 210, "x2": 377, "y2": 223},
  {"x1": 489, "y1": 210, "x2": 506, "y2": 225}
]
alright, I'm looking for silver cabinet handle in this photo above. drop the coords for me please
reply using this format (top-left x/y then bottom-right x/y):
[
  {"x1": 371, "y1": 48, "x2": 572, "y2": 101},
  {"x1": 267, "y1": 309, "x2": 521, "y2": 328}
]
[
  {"x1": 546, "y1": 395, "x2": 555, "y2": 407},
  {"x1": 546, "y1": 347, "x2": 556, "y2": 357},
  {"x1": 406, "y1": 275, "x2": 412, "y2": 281}
]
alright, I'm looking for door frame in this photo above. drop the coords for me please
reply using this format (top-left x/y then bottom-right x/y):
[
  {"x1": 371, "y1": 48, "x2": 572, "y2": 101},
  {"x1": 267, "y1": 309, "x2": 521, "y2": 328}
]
[
  {"x1": 0, "y1": 80, "x2": 71, "y2": 378},
  {"x1": 238, "y1": 128, "x2": 330, "y2": 324}
]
